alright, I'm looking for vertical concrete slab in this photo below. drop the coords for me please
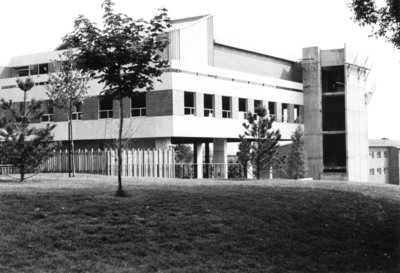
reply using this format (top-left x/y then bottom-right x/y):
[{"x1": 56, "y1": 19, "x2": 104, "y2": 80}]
[
  {"x1": 195, "y1": 92, "x2": 204, "y2": 117},
  {"x1": 232, "y1": 97, "x2": 239, "y2": 119},
  {"x1": 173, "y1": 90, "x2": 184, "y2": 116},
  {"x1": 214, "y1": 95, "x2": 222, "y2": 119},
  {"x1": 248, "y1": 99, "x2": 255, "y2": 114},
  {"x1": 302, "y1": 47, "x2": 323, "y2": 180},
  {"x1": 276, "y1": 103, "x2": 282, "y2": 123},
  {"x1": 288, "y1": 104, "x2": 294, "y2": 123},
  {"x1": 213, "y1": 138, "x2": 227, "y2": 178}
]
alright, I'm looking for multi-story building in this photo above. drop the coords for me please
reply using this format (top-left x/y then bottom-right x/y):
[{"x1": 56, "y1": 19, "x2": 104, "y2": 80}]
[
  {"x1": 369, "y1": 139, "x2": 400, "y2": 185},
  {"x1": 0, "y1": 15, "x2": 371, "y2": 180}
]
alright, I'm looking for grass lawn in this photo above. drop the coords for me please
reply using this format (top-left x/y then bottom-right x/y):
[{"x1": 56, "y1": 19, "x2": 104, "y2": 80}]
[{"x1": 0, "y1": 175, "x2": 399, "y2": 273}]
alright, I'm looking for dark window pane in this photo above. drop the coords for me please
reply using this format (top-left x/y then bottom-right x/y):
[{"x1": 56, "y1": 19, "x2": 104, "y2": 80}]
[
  {"x1": 131, "y1": 92, "x2": 146, "y2": 108},
  {"x1": 204, "y1": 94, "x2": 213, "y2": 109},
  {"x1": 131, "y1": 109, "x2": 141, "y2": 116},
  {"x1": 39, "y1": 63, "x2": 49, "y2": 74},
  {"x1": 99, "y1": 96, "x2": 113, "y2": 110},
  {"x1": 184, "y1": 92, "x2": 195, "y2": 107},
  {"x1": 239, "y1": 98, "x2": 247, "y2": 112},
  {"x1": 222, "y1": 96, "x2": 231, "y2": 111}
]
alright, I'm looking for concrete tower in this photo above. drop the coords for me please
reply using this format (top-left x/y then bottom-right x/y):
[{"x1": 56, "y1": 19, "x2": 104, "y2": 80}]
[{"x1": 302, "y1": 46, "x2": 369, "y2": 182}]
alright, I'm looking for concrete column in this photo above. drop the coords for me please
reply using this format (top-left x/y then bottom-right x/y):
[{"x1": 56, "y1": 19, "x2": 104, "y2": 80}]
[
  {"x1": 155, "y1": 137, "x2": 172, "y2": 149},
  {"x1": 213, "y1": 138, "x2": 227, "y2": 178},
  {"x1": 194, "y1": 143, "x2": 204, "y2": 178},
  {"x1": 173, "y1": 90, "x2": 184, "y2": 116},
  {"x1": 214, "y1": 95, "x2": 222, "y2": 118},
  {"x1": 232, "y1": 97, "x2": 239, "y2": 119},
  {"x1": 195, "y1": 92, "x2": 204, "y2": 117},
  {"x1": 276, "y1": 103, "x2": 282, "y2": 122},
  {"x1": 288, "y1": 104, "x2": 294, "y2": 123},
  {"x1": 205, "y1": 142, "x2": 210, "y2": 178}
]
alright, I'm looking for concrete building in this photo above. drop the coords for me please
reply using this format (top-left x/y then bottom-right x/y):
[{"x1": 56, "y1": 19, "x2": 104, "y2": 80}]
[
  {"x1": 0, "y1": 15, "x2": 371, "y2": 181},
  {"x1": 369, "y1": 139, "x2": 400, "y2": 185}
]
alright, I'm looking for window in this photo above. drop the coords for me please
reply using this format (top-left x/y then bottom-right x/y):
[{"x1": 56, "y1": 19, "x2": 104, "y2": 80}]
[
  {"x1": 254, "y1": 100, "x2": 262, "y2": 111},
  {"x1": 14, "y1": 66, "x2": 29, "y2": 77},
  {"x1": 204, "y1": 94, "x2": 214, "y2": 117},
  {"x1": 239, "y1": 98, "x2": 247, "y2": 119},
  {"x1": 39, "y1": 63, "x2": 49, "y2": 74},
  {"x1": 370, "y1": 151, "x2": 374, "y2": 158},
  {"x1": 71, "y1": 102, "x2": 82, "y2": 120},
  {"x1": 184, "y1": 92, "x2": 195, "y2": 115},
  {"x1": 41, "y1": 100, "x2": 54, "y2": 122},
  {"x1": 131, "y1": 92, "x2": 146, "y2": 117},
  {"x1": 222, "y1": 96, "x2": 231, "y2": 118},
  {"x1": 384, "y1": 168, "x2": 388, "y2": 175},
  {"x1": 377, "y1": 151, "x2": 381, "y2": 158},
  {"x1": 99, "y1": 96, "x2": 113, "y2": 119},
  {"x1": 369, "y1": 168, "x2": 374, "y2": 175},
  {"x1": 377, "y1": 168, "x2": 382, "y2": 175},
  {"x1": 268, "y1": 101, "x2": 276, "y2": 121},
  {"x1": 384, "y1": 151, "x2": 388, "y2": 158},
  {"x1": 13, "y1": 63, "x2": 49, "y2": 77}
]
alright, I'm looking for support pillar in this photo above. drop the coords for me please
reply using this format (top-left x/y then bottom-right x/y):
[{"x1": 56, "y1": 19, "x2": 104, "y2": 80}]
[
  {"x1": 194, "y1": 143, "x2": 204, "y2": 179},
  {"x1": 205, "y1": 142, "x2": 210, "y2": 178},
  {"x1": 213, "y1": 138, "x2": 227, "y2": 179}
]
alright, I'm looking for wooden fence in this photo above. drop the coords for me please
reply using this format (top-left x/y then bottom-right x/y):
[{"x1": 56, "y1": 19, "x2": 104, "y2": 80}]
[{"x1": 41, "y1": 148, "x2": 175, "y2": 178}]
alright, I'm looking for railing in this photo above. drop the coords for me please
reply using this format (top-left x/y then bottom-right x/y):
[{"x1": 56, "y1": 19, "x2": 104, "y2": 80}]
[
  {"x1": 222, "y1": 110, "x2": 231, "y2": 118},
  {"x1": 184, "y1": 107, "x2": 195, "y2": 115},
  {"x1": 174, "y1": 163, "x2": 245, "y2": 179},
  {"x1": 131, "y1": 107, "x2": 146, "y2": 117},
  {"x1": 99, "y1": 110, "x2": 113, "y2": 119},
  {"x1": 204, "y1": 108, "x2": 214, "y2": 117},
  {"x1": 0, "y1": 164, "x2": 16, "y2": 175}
]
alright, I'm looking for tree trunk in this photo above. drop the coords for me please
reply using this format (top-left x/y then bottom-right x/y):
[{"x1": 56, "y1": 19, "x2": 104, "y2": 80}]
[
  {"x1": 117, "y1": 97, "x2": 124, "y2": 195},
  {"x1": 68, "y1": 101, "x2": 72, "y2": 178},
  {"x1": 20, "y1": 164, "x2": 25, "y2": 182},
  {"x1": 71, "y1": 122, "x2": 75, "y2": 177}
]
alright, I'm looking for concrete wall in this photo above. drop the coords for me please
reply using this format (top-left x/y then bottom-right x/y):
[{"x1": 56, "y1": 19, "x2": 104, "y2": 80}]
[
  {"x1": 214, "y1": 44, "x2": 302, "y2": 82},
  {"x1": 388, "y1": 147, "x2": 400, "y2": 185},
  {"x1": 302, "y1": 47, "x2": 323, "y2": 180},
  {"x1": 344, "y1": 46, "x2": 369, "y2": 182}
]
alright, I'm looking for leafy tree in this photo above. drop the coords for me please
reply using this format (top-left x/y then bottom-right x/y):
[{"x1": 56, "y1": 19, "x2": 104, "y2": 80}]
[
  {"x1": 63, "y1": 0, "x2": 170, "y2": 196},
  {"x1": 349, "y1": 0, "x2": 400, "y2": 48},
  {"x1": 238, "y1": 107, "x2": 284, "y2": 179},
  {"x1": 286, "y1": 125, "x2": 307, "y2": 179},
  {"x1": 0, "y1": 78, "x2": 59, "y2": 181},
  {"x1": 174, "y1": 144, "x2": 193, "y2": 163},
  {"x1": 46, "y1": 49, "x2": 89, "y2": 177}
]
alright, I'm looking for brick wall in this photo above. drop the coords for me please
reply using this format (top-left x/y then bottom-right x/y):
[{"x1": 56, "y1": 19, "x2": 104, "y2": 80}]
[
  {"x1": 147, "y1": 90, "x2": 173, "y2": 116},
  {"x1": 82, "y1": 96, "x2": 98, "y2": 120}
]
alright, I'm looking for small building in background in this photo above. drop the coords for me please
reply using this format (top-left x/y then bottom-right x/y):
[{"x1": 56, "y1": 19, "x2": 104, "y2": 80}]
[{"x1": 369, "y1": 139, "x2": 400, "y2": 185}]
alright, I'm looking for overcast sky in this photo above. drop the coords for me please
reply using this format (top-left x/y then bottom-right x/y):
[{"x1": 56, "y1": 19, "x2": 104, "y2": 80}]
[{"x1": 1, "y1": 0, "x2": 399, "y2": 140}]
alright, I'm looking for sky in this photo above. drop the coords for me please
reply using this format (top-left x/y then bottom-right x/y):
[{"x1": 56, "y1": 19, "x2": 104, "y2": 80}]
[{"x1": 1, "y1": 0, "x2": 400, "y2": 140}]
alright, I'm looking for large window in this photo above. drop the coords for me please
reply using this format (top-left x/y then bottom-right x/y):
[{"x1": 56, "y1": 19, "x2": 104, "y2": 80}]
[
  {"x1": 184, "y1": 92, "x2": 195, "y2": 115},
  {"x1": 71, "y1": 102, "x2": 82, "y2": 120},
  {"x1": 13, "y1": 63, "x2": 49, "y2": 77},
  {"x1": 268, "y1": 102, "x2": 276, "y2": 121},
  {"x1": 282, "y1": 103, "x2": 289, "y2": 123},
  {"x1": 254, "y1": 100, "x2": 262, "y2": 111},
  {"x1": 239, "y1": 98, "x2": 247, "y2": 119},
  {"x1": 99, "y1": 96, "x2": 113, "y2": 119},
  {"x1": 222, "y1": 96, "x2": 231, "y2": 118},
  {"x1": 131, "y1": 92, "x2": 146, "y2": 117},
  {"x1": 294, "y1": 105, "x2": 301, "y2": 123},
  {"x1": 41, "y1": 100, "x2": 54, "y2": 122},
  {"x1": 204, "y1": 94, "x2": 214, "y2": 117}
]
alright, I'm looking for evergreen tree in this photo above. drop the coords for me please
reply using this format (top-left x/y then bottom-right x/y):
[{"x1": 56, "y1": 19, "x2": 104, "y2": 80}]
[
  {"x1": 174, "y1": 144, "x2": 193, "y2": 163},
  {"x1": 0, "y1": 78, "x2": 59, "y2": 181},
  {"x1": 63, "y1": 0, "x2": 170, "y2": 196},
  {"x1": 46, "y1": 49, "x2": 89, "y2": 177},
  {"x1": 238, "y1": 107, "x2": 284, "y2": 179},
  {"x1": 286, "y1": 125, "x2": 307, "y2": 179}
]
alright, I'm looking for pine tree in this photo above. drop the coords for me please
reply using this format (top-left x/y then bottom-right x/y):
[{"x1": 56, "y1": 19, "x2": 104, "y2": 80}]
[
  {"x1": 0, "y1": 78, "x2": 59, "y2": 181},
  {"x1": 238, "y1": 107, "x2": 284, "y2": 179},
  {"x1": 286, "y1": 125, "x2": 307, "y2": 179}
]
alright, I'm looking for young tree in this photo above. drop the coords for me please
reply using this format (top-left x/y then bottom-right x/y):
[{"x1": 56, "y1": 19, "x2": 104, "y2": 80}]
[
  {"x1": 286, "y1": 125, "x2": 307, "y2": 179},
  {"x1": 349, "y1": 0, "x2": 400, "y2": 48},
  {"x1": 237, "y1": 134, "x2": 251, "y2": 177},
  {"x1": 63, "y1": 0, "x2": 170, "y2": 196},
  {"x1": 238, "y1": 107, "x2": 284, "y2": 179},
  {"x1": 46, "y1": 49, "x2": 89, "y2": 177},
  {"x1": 0, "y1": 78, "x2": 59, "y2": 181},
  {"x1": 174, "y1": 144, "x2": 193, "y2": 163}
]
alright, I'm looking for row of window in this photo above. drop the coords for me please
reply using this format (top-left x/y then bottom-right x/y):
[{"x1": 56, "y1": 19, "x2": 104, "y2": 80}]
[
  {"x1": 184, "y1": 92, "x2": 302, "y2": 122},
  {"x1": 369, "y1": 167, "x2": 388, "y2": 176},
  {"x1": 369, "y1": 150, "x2": 388, "y2": 159},
  {"x1": 12, "y1": 63, "x2": 50, "y2": 77}
]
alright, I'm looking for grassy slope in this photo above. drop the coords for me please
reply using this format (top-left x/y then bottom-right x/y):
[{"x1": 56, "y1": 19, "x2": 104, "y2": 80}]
[{"x1": 0, "y1": 175, "x2": 399, "y2": 273}]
